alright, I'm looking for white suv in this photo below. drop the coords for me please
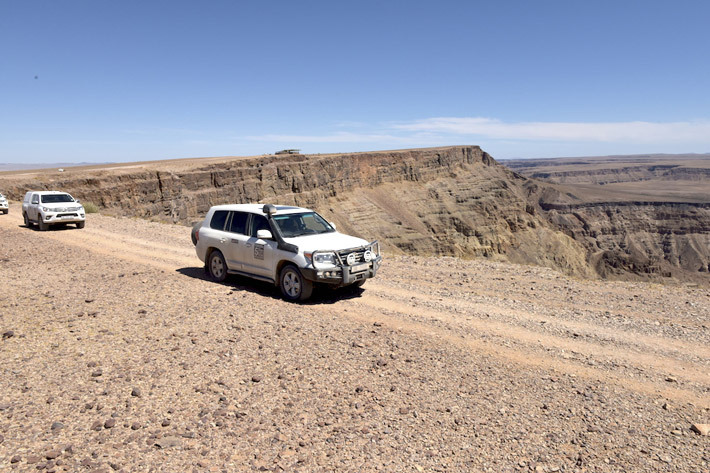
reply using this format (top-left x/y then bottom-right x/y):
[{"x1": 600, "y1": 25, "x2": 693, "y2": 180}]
[
  {"x1": 193, "y1": 204, "x2": 382, "y2": 301},
  {"x1": 22, "y1": 191, "x2": 86, "y2": 230},
  {"x1": 0, "y1": 193, "x2": 8, "y2": 214}
]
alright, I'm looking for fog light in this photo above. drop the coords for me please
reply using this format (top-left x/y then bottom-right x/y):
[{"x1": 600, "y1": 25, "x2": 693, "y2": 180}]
[{"x1": 363, "y1": 250, "x2": 373, "y2": 262}]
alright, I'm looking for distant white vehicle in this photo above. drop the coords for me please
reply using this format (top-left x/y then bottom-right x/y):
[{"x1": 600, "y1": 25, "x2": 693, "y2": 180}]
[
  {"x1": 192, "y1": 204, "x2": 382, "y2": 301},
  {"x1": 0, "y1": 193, "x2": 8, "y2": 214},
  {"x1": 22, "y1": 191, "x2": 85, "y2": 230}
]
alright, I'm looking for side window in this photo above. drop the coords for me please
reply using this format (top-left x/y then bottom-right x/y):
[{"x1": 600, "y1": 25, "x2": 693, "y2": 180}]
[
  {"x1": 210, "y1": 210, "x2": 229, "y2": 230},
  {"x1": 31, "y1": 195, "x2": 39, "y2": 204},
  {"x1": 228, "y1": 212, "x2": 248, "y2": 235},
  {"x1": 249, "y1": 214, "x2": 270, "y2": 237}
]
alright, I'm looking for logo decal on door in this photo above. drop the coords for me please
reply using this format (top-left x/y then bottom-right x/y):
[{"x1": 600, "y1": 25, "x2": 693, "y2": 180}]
[{"x1": 254, "y1": 244, "x2": 264, "y2": 260}]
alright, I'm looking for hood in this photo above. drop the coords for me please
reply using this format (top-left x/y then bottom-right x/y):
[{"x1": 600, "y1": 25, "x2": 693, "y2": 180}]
[
  {"x1": 42, "y1": 202, "x2": 83, "y2": 210},
  {"x1": 284, "y1": 232, "x2": 369, "y2": 253}
]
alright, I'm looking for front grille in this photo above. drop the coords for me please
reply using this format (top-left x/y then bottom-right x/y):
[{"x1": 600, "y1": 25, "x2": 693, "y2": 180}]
[
  {"x1": 337, "y1": 247, "x2": 366, "y2": 265},
  {"x1": 57, "y1": 213, "x2": 79, "y2": 218}
]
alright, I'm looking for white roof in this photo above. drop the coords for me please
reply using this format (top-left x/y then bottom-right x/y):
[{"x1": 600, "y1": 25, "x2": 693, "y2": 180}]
[{"x1": 209, "y1": 203, "x2": 313, "y2": 215}]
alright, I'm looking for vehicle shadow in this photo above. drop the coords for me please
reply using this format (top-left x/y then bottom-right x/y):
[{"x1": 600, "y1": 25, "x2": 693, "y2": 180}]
[
  {"x1": 21, "y1": 223, "x2": 81, "y2": 231},
  {"x1": 176, "y1": 267, "x2": 364, "y2": 305}
]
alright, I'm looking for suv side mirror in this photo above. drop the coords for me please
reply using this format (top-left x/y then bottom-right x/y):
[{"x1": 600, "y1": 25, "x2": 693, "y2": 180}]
[{"x1": 256, "y1": 229, "x2": 273, "y2": 240}]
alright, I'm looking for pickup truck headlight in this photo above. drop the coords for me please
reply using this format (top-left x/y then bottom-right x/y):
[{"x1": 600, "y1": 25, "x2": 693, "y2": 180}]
[{"x1": 42, "y1": 207, "x2": 51, "y2": 212}]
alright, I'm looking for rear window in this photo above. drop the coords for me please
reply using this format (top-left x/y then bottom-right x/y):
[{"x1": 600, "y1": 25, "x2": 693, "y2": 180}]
[
  {"x1": 210, "y1": 210, "x2": 229, "y2": 230},
  {"x1": 229, "y1": 211, "x2": 248, "y2": 234},
  {"x1": 41, "y1": 194, "x2": 74, "y2": 203}
]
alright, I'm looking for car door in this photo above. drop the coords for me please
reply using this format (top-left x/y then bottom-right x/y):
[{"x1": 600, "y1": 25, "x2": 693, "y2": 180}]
[
  {"x1": 223, "y1": 211, "x2": 249, "y2": 270},
  {"x1": 243, "y1": 214, "x2": 276, "y2": 278},
  {"x1": 30, "y1": 193, "x2": 40, "y2": 221},
  {"x1": 205, "y1": 210, "x2": 234, "y2": 268}
]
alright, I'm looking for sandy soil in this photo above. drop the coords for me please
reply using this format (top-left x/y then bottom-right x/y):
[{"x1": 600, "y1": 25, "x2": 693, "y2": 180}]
[{"x1": 0, "y1": 205, "x2": 708, "y2": 472}]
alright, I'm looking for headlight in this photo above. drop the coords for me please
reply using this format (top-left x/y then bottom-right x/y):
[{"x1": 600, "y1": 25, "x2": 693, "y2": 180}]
[
  {"x1": 42, "y1": 207, "x2": 50, "y2": 212},
  {"x1": 307, "y1": 251, "x2": 337, "y2": 268},
  {"x1": 313, "y1": 252, "x2": 336, "y2": 265}
]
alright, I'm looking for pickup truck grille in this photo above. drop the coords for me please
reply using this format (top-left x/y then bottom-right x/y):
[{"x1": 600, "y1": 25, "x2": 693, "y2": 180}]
[{"x1": 57, "y1": 213, "x2": 79, "y2": 218}]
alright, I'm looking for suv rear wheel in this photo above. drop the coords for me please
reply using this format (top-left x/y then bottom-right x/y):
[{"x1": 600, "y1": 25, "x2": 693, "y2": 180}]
[
  {"x1": 208, "y1": 250, "x2": 228, "y2": 282},
  {"x1": 280, "y1": 264, "x2": 313, "y2": 301},
  {"x1": 23, "y1": 213, "x2": 33, "y2": 227}
]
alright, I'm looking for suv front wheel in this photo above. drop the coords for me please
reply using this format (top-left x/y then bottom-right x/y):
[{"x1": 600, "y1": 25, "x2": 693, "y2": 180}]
[
  {"x1": 207, "y1": 250, "x2": 228, "y2": 282},
  {"x1": 280, "y1": 264, "x2": 313, "y2": 302}
]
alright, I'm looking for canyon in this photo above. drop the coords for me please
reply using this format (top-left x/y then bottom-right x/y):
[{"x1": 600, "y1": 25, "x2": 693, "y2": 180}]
[{"x1": 1, "y1": 146, "x2": 708, "y2": 282}]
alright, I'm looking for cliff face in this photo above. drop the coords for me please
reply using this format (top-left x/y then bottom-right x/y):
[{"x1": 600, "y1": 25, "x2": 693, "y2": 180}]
[{"x1": 2, "y1": 146, "x2": 708, "y2": 282}]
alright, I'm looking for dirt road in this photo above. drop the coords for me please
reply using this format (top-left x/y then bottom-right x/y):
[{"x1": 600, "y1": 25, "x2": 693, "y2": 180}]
[{"x1": 1, "y1": 207, "x2": 708, "y2": 472}]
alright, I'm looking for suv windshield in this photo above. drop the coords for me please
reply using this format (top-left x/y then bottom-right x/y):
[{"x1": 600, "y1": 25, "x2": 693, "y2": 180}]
[
  {"x1": 272, "y1": 212, "x2": 334, "y2": 238},
  {"x1": 41, "y1": 194, "x2": 75, "y2": 203}
]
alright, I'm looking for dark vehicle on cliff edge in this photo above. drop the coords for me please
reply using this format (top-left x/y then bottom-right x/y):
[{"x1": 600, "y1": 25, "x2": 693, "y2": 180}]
[{"x1": 192, "y1": 204, "x2": 382, "y2": 301}]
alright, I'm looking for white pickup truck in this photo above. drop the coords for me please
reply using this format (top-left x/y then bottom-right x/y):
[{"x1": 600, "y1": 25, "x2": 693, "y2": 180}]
[
  {"x1": 193, "y1": 204, "x2": 382, "y2": 301},
  {"x1": 22, "y1": 191, "x2": 86, "y2": 230},
  {"x1": 0, "y1": 193, "x2": 8, "y2": 214}
]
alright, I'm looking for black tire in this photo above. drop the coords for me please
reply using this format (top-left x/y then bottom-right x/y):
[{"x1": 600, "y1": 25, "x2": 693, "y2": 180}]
[
  {"x1": 76, "y1": 221, "x2": 85, "y2": 229},
  {"x1": 354, "y1": 279, "x2": 366, "y2": 288},
  {"x1": 191, "y1": 222, "x2": 200, "y2": 246},
  {"x1": 38, "y1": 218, "x2": 48, "y2": 231},
  {"x1": 207, "y1": 250, "x2": 228, "y2": 282},
  {"x1": 279, "y1": 264, "x2": 313, "y2": 301},
  {"x1": 23, "y1": 213, "x2": 33, "y2": 227},
  {"x1": 2, "y1": 209, "x2": 7, "y2": 215}
]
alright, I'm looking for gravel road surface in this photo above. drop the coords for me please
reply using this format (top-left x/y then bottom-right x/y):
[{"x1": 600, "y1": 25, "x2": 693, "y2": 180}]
[{"x1": 1, "y1": 208, "x2": 708, "y2": 472}]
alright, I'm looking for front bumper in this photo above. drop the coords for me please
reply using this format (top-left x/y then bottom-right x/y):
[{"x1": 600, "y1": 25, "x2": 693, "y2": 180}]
[
  {"x1": 302, "y1": 255, "x2": 382, "y2": 286},
  {"x1": 0, "y1": 203, "x2": 8, "y2": 210},
  {"x1": 41, "y1": 212, "x2": 86, "y2": 224}
]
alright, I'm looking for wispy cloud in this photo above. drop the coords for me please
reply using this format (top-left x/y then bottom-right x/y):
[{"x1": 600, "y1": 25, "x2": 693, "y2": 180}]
[
  {"x1": 244, "y1": 131, "x2": 405, "y2": 144},
  {"x1": 391, "y1": 117, "x2": 710, "y2": 143}
]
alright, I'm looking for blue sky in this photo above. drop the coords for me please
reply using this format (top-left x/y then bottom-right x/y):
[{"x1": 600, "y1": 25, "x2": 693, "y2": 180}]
[{"x1": 2, "y1": 0, "x2": 709, "y2": 163}]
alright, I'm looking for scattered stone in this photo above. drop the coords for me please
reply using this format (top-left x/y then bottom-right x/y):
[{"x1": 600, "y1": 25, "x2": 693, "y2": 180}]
[
  {"x1": 662, "y1": 402, "x2": 670, "y2": 410},
  {"x1": 398, "y1": 407, "x2": 410, "y2": 415},
  {"x1": 154, "y1": 436, "x2": 182, "y2": 449},
  {"x1": 85, "y1": 298, "x2": 94, "y2": 303},
  {"x1": 161, "y1": 418, "x2": 171, "y2": 427},
  {"x1": 104, "y1": 418, "x2": 116, "y2": 429},
  {"x1": 45, "y1": 450, "x2": 61, "y2": 460},
  {"x1": 91, "y1": 369, "x2": 103, "y2": 377},
  {"x1": 665, "y1": 376, "x2": 677, "y2": 383},
  {"x1": 11, "y1": 455, "x2": 20, "y2": 463},
  {"x1": 2, "y1": 330, "x2": 14, "y2": 339},
  {"x1": 26, "y1": 455, "x2": 41, "y2": 464},
  {"x1": 87, "y1": 361, "x2": 98, "y2": 368},
  {"x1": 130, "y1": 387, "x2": 142, "y2": 397},
  {"x1": 691, "y1": 423, "x2": 709, "y2": 436},
  {"x1": 131, "y1": 422, "x2": 141, "y2": 430},
  {"x1": 91, "y1": 420, "x2": 103, "y2": 431},
  {"x1": 51, "y1": 422, "x2": 64, "y2": 431}
]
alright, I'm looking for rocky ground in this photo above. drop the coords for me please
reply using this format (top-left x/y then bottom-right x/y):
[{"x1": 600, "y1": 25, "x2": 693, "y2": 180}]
[{"x1": 0, "y1": 206, "x2": 708, "y2": 472}]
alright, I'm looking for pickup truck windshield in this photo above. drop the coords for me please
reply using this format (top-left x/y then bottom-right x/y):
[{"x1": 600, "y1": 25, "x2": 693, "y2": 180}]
[
  {"x1": 273, "y1": 212, "x2": 334, "y2": 238},
  {"x1": 41, "y1": 194, "x2": 75, "y2": 203}
]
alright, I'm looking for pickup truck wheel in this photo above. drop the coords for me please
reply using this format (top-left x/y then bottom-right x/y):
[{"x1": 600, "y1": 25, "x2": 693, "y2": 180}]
[
  {"x1": 354, "y1": 279, "x2": 366, "y2": 288},
  {"x1": 23, "y1": 213, "x2": 32, "y2": 227},
  {"x1": 208, "y1": 250, "x2": 228, "y2": 282},
  {"x1": 76, "y1": 221, "x2": 85, "y2": 229},
  {"x1": 280, "y1": 264, "x2": 313, "y2": 301},
  {"x1": 38, "y1": 218, "x2": 48, "y2": 231}
]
